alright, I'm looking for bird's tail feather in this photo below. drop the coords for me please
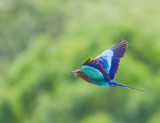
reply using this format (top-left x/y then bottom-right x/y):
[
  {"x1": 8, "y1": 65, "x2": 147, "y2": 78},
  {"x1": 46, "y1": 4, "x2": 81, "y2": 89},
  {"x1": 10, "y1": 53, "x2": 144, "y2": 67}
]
[{"x1": 111, "y1": 81, "x2": 143, "y2": 91}]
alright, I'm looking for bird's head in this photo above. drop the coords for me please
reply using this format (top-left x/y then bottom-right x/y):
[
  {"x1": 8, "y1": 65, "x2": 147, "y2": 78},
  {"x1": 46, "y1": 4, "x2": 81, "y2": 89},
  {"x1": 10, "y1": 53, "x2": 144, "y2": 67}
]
[
  {"x1": 72, "y1": 69, "x2": 92, "y2": 83},
  {"x1": 71, "y1": 69, "x2": 83, "y2": 77}
]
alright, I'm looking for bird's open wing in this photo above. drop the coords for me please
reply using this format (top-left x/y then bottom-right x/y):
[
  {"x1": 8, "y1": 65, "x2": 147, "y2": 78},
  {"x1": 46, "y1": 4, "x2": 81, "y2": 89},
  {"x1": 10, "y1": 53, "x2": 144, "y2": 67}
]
[
  {"x1": 80, "y1": 58, "x2": 110, "y2": 82},
  {"x1": 94, "y1": 40, "x2": 128, "y2": 80}
]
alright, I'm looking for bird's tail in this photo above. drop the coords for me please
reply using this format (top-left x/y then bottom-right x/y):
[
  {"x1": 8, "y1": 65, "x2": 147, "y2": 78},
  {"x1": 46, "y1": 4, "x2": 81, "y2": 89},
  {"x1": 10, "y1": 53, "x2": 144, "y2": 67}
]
[{"x1": 111, "y1": 81, "x2": 143, "y2": 91}]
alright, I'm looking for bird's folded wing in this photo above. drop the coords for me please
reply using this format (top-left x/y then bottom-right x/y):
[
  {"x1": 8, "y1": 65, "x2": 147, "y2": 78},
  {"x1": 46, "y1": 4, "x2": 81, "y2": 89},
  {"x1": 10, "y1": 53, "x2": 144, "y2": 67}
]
[
  {"x1": 94, "y1": 40, "x2": 128, "y2": 80},
  {"x1": 80, "y1": 58, "x2": 110, "y2": 82}
]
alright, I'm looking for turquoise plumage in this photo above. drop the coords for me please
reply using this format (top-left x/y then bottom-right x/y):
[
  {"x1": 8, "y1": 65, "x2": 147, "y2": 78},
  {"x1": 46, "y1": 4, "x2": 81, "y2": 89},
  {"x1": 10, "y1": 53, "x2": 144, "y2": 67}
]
[{"x1": 72, "y1": 40, "x2": 142, "y2": 91}]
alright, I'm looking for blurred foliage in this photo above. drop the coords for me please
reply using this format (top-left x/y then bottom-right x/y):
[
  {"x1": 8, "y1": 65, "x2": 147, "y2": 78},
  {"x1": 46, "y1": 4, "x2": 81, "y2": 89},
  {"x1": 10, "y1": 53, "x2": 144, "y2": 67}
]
[{"x1": 0, "y1": 0, "x2": 160, "y2": 123}]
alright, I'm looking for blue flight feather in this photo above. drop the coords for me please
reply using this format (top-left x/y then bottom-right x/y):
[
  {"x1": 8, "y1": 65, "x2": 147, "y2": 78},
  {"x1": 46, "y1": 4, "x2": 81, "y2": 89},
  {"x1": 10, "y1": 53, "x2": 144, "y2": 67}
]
[{"x1": 95, "y1": 40, "x2": 128, "y2": 80}]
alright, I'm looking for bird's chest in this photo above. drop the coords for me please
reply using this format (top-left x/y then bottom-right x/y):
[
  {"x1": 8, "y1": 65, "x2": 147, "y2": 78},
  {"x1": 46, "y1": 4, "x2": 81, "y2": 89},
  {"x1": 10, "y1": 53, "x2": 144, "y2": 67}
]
[
  {"x1": 92, "y1": 79, "x2": 109, "y2": 86},
  {"x1": 80, "y1": 74, "x2": 109, "y2": 86},
  {"x1": 80, "y1": 75, "x2": 93, "y2": 84}
]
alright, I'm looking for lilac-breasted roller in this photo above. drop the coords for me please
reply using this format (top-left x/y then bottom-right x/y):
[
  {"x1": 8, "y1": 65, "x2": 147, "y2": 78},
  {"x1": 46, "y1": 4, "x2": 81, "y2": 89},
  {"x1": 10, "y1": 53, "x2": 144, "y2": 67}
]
[{"x1": 72, "y1": 40, "x2": 142, "y2": 91}]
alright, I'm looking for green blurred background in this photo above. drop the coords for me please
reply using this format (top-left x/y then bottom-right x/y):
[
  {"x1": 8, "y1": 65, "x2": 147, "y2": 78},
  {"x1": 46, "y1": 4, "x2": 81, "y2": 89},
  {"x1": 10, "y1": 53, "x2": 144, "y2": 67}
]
[{"x1": 0, "y1": 0, "x2": 160, "y2": 123}]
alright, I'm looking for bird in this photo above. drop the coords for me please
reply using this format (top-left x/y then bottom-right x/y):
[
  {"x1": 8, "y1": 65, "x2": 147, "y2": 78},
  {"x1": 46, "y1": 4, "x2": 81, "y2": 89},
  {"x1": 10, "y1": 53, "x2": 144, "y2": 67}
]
[{"x1": 72, "y1": 40, "x2": 142, "y2": 91}]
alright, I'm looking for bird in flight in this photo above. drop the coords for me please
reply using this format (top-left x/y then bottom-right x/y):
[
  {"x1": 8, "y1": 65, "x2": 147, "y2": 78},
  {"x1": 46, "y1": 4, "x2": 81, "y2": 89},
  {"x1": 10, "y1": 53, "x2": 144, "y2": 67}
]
[{"x1": 72, "y1": 40, "x2": 142, "y2": 91}]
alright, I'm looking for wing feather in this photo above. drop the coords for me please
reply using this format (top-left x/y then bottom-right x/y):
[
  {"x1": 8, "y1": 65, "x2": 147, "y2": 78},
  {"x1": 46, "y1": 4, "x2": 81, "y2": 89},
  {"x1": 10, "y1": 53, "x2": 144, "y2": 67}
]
[
  {"x1": 94, "y1": 40, "x2": 128, "y2": 80},
  {"x1": 80, "y1": 58, "x2": 110, "y2": 82}
]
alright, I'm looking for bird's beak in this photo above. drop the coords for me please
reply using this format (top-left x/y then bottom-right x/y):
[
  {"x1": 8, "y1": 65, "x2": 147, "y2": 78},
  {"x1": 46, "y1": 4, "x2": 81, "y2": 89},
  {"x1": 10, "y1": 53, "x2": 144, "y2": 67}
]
[{"x1": 71, "y1": 70, "x2": 77, "y2": 76}]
